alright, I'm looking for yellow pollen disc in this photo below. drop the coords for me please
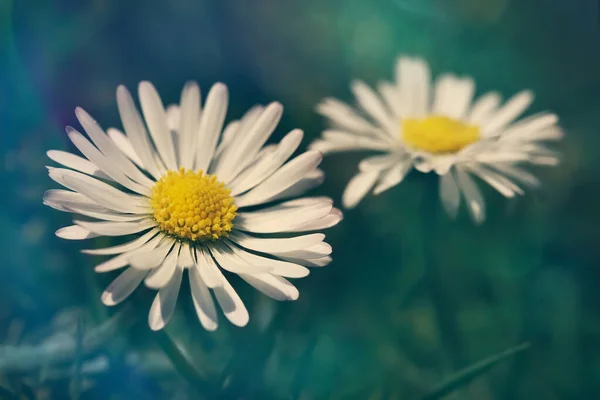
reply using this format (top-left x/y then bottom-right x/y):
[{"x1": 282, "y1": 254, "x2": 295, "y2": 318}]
[
  {"x1": 150, "y1": 167, "x2": 237, "y2": 242},
  {"x1": 402, "y1": 115, "x2": 481, "y2": 154}
]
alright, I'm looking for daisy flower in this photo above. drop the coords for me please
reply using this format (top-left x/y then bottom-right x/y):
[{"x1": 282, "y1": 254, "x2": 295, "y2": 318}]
[
  {"x1": 311, "y1": 56, "x2": 563, "y2": 223},
  {"x1": 44, "y1": 82, "x2": 341, "y2": 331}
]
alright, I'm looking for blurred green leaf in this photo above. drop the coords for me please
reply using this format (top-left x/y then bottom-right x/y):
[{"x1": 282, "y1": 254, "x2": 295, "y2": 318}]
[{"x1": 420, "y1": 342, "x2": 531, "y2": 400}]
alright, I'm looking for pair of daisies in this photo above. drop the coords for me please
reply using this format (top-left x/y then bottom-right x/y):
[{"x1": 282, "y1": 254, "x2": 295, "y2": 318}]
[{"x1": 45, "y1": 56, "x2": 562, "y2": 330}]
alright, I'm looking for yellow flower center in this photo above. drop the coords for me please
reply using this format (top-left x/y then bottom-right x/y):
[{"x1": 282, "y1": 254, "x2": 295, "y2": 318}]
[
  {"x1": 150, "y1": 168, "x2": 237, "y2": 242},
  {"x1": 402, "y1": 115, "x2": 480, "y2": 154}
]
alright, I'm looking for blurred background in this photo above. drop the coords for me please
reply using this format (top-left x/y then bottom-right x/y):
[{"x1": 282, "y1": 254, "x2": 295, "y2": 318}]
[{"x1": 1, "y1": 0, "x2": 600, "y2": 398}]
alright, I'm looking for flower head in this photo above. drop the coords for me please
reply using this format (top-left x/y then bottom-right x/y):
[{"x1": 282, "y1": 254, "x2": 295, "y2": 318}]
[
  {"x1": 45, "y1": 82, "x2": 341, "y2": 330},
  {"x1": 312, "y1": 56, "x2": 563, "y2": 223}
]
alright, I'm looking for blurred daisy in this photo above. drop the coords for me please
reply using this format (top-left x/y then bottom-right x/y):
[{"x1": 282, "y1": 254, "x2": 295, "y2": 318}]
[
  {"x1": 312, "y1": 56, "x2": 562, "y2": 223},
  {"x1": 45, "y1": 82, "x2": 341, "y2": 331}
]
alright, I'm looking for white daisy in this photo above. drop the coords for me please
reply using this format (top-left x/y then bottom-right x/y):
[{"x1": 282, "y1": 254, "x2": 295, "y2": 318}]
[
  {"x1": 311, "y1": 56, "x2": 563, "y2": 223},
  {"x1": 44, "y1": 81, "x2": 342, "y2": 331}
]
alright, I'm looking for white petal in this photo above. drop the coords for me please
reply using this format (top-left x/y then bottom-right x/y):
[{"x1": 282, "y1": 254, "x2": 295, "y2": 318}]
[
  {"x1": 116, "y1": 85, "x2": 163, "y2": 178},
  {"x1": 166, "y1": 104, "x2": 180, "y2": 132},
  {"x1": 177, "y1": 243, "x2": 195, "y2": 267},
  {"x1": 75, "y1": 108, "x2": 155, "y2": 189},
  {"x1": 68, "y1": 208, "x2": 145, "y2": 222},
  {"x1": 266, "y1": 169, "x2": 325, "y2": 203},
  {"x1": 83, "y1": 228, "x2": 160, "y2": 255},
  {"x1": 229, "y1": 129, "x2": 304, "y2": 196},
  {"x1": 214, "y1": 120, "x2": 240, "y2": 159},
  {"x1": 44, "y1": 189, "x2": 103, "y2": 213},
  {"x1": 342, "y1": 170, "x2": 380, "y2": 208},
  {"x1": 271, "y1": 242, "x2": 332, "y2": 260},
  {"x1": 212, "y1": 275, "x2": 249, "y2": 327},
  {"x1": 351, "y1": 80, "x2": 397, "y2": 136},
  {"x1": 101, "y1": 267, "x2": 148, "y2": 306},
  {"x1": 481, "y1": 91, "x2": 534, "y2": 135},
  {"x1": 189, "y1": 266, "x2": 218, "y2": 330},
  {"x1": 377, "y1": 81, "x2": 402, "y2": 119},
  {"x1": 67, "y1": 127, "x2": 150, "y2": 195},
  {"x1": 466, "y1": 165, "x2": 523, "y2": 197},
  {"x1": 195, "y1": 247, "x2": 225, "y2": 289},
  {"x1": 372, "y1": 160, "x2": 412, "y2": 195},
  {"x1": 216, "y1": 102, "x2": 283, "y2": 183},
  {"x1": 439, "y1": 169, "x2": 461, "y2": 218},
  {"x1": 455, "y1": 167, "x2": 486, "y2": 224},
  {"x1": 177, "y1": 82, "x2": 201, "y2": 169},
  {"x1": 234, "y1": 151, "x2": 322, "y2": 208},
  {"x1": 145, "y1": 242, "x2": 182, "y2": 289},
  {"x1": 56, "y1": 225, "x2": 99, "y2": 240},
  {"x1": 214, "y1": 106, "x2": 263, "y2": 160},
  {"x1": 225, "y1": 241, "x2": 309, "y2": 278},
  {"x1": 229, "y1": 231, "x2": 325, "y2": 253},
  {"x1": 316, "y1": 98, "x2": 391, "y2": 140},
  {"x1": 107, "y1": 128, "x2": 144, "y2": 168},
  {"x1": 75, "y1": 219, "x2": 155, "y2": 236},
  {"x1": 209, "y1": 242, "x2": 271, "y2": 274},
  {"x1": 236, "y1": 199, "x2": 333, "y2": 233},
  {"x1": 396, "y1": 57, "x2": 431, "y2": 118},
  {"x1": 148, "y1": 264, "x2": 184, "y2": 331},
  {"x1": 468, "y1": 92, "x2": 502, "y2": 125},
  {"x1": 278, "y1": 255, "x2": 332, "y2": 267},
  {"x1": 498, "y1": 113, "x2": 559, "y2": 141},
  {"x1": 93, "y1": 234, "x2": 164, "y2": 272},
  {"x1": 287, "y1": 208, "x2": 343, "y2": 232},
  {"x1": 432, "y1": 75, "x2": 475, "y2": 119},
  {"x1": 490, "y1": 163, "x2": 540, "y2": 188},
  {"x1": 358, "y1": 153, "x2": 403, "y2": 172},
  {"x1": 138, "y1": 81, "x2": 178, "y2": 170},
  {"x1": 239, "y1": 273, "x2": 299, "y2": 301},
  {"x1": 47, "y1": 150, "x2": 107, "y2": 178},
  {"x1": 195, "y1": 83, "x2": 228, "y2": 172},
  {"x1": 130, "y1": 238, "x2": 176, "y2": 269},
  {"x1": 55, "y1": 169, "x2": 150, "y2": 214}
]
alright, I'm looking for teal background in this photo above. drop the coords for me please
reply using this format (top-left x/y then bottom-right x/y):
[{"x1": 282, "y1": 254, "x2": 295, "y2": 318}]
[{"x1": 1, "y1": 0, "x2": 599, "y2": 398}]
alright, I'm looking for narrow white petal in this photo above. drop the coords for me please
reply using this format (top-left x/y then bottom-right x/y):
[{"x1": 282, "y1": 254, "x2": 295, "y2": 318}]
[
  {"x1": 217, "y1": 102, "x2": 283, "y2": 183},
  {"x1": 229, "y1": 129, "x2": 304, "y2": 196},
  {"x1": 377, "y1": 81, "x2": 403, "y2": 119},
  {"x1": 47, "y1": 150, "x2": 107, "y2": 178},
  {"x1": 177, "y1": 243, "x2": 195, "y2": 268},
  {"x1": 287, "y1": 208, "x2": 343, "y2": 232},
  {"x1": 266, "y1": 169, "x2": 325, "y2": 203},
  {"x1": 271, "y1": 242, "x2": 332, "y2": 260},
  {"x1": 358, "y1": 153, "x2": 403, "y2": 172},
  {"x1": 189, "y1": 266, "x2": 218, "y2": 331},
  {"x1": 107, "y1": 128, "x2": 144, "y2": 168},
  {"x1": 468, "y1": 92, "x2": 502, "y2": 124},
  {"x1": 177, "y1": 82, "x2": 201, "y2": 169},
  {"x1": 43, "y1": 189, "x2": 104, "y2": 213},
  {"x1": 138, "y1": 81, "x2": 178, "y2": 170},
  {"x1": 75, "y1": 108, "x2": 155, "y2": 189},
  {"x1": 56, "y1": 225, "x2": 99, "y2": 240},
  {"x1": 93, "y1": 229, "x2": 164, "y2": 272},
  {"x1": 57, "y1": 169, "x2": 151, "y2": 214},
  {"x1": 236, "y1": 200, "x2": 333, "y2": 233},
  {"x1": 316, "y1": 98, "x2": 391, "y2": 140},
  {"x1": 214, "y1": 106, "x2": 263, "y2": 162},
  {"x1": 166, "y1": 104, "x2": 180, "y2": 132},
  {"x1": 145, "y1": 242, "x2": 182, "y2": 289},
  {"x1": 212, "y1": 275, "x2": 249, "y2": 327},
  {"x1": 75, "y1": 219, "x2": 155, "y2": 236},
  {"x1": 209, "y1": 242, "x2": 271, "y2": 274},
  {"x1": 67, "y1": 207, "x2": 146, "y2": 222},
  {"x1": 351, "y1": 80, "x2": 397, "y2": 136},
  {"x1": 101, "y1": 267, "x2": 148, "y2": 306},
  {"x1": 482, "y1": 91, "x2": 534, "y2": 135},
  {"x1": 490, "y1": 163, "x2": 540, "y2": 188},
  {"x1": 229, "y1": 231, "x2": 325, "y2": 253},
  {"x1": 214, "y1": 120, "x2": 240, "y2": 159},
  {"x1": 195, "y1": 247, "x2": 225, "y2": 289},
  {"x1": 83, "y1": 228, "x2": 160, "y2": 255},
  {"x1": 240, "y1": 273, "x2": 299, "y2": 301},
  {"x1": 466, "y1": 165, "x2": 522, "y2": 197},
  {"x1": 130, "y1": 238, "x2": 176, "y2": 269},
  {"x1": 396, "y1": 57, "x2": 431, "y2": 118},
  {"x1": 225, "y1": 241, "x2": 309, "y2": 278},
  {"x1": 148, "y1": 264, "x2": 184, "y2": 331},
  {"x1": 116, "y1": 85, "x2": 162, "y2": 178},
  {"x1": 195, "y1": 83, "x2": 228, "y2": 172},
  {"x1": 342, "y1": 170, "x2": 380, "y2": 208},
  {"x1": 278, "y1": 255, "x2": 332, "y2": 267},
  {"x1": 498, "y1": 113, "x2": 559, "y2": 141},
  {"x1": 372, "y1": 160, "x2": 412, "y2": 195},
  {"x1": 439, "y1": 169, "x2": 461, "y2": 218},
  {"x1": 67, "y1": 127, "x2": 150, "y2": 195},
  {"x1": 455, "y1": 167, "x2": 486, "y2": 224},
  {"x1": 234, "y1": 151, "x2": 322, "y2": 207}
]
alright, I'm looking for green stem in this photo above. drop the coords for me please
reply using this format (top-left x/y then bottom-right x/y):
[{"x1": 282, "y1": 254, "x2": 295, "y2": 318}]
[{"x1": 422, "y1": 176, "x2": 467, "y2": 370}]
